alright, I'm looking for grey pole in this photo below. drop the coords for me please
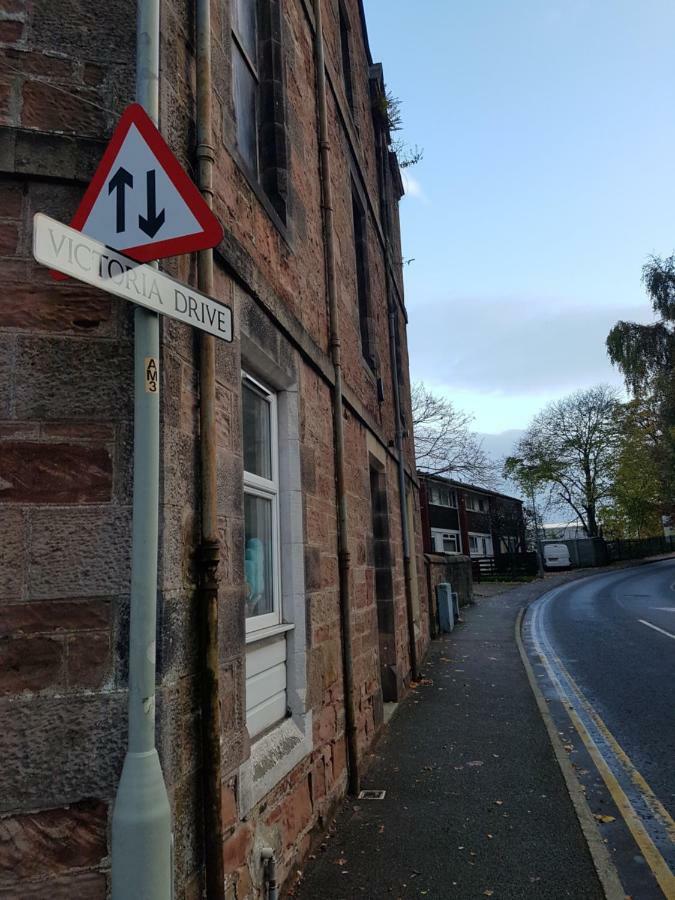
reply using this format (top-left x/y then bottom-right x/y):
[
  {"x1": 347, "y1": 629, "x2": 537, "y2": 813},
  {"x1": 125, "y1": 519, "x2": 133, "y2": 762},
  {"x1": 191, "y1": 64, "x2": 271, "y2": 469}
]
[{"x1": 111, "y1": 1, "x2": 172, "y2": 897}]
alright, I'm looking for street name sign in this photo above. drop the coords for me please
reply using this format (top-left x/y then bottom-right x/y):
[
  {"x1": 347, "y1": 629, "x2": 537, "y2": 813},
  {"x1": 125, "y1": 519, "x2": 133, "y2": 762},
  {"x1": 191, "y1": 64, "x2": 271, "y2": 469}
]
[
  {"x1": 66, "y1": 103, "x2": 223, "y2": 261},
  {"x1": 34, "y1": 214, "x2": 232, "y2": 342}
]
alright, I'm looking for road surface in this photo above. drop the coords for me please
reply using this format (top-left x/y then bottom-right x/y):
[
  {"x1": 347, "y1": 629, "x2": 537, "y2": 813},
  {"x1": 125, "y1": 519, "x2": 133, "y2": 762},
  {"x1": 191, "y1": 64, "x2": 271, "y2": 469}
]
[{"x1": 524, "y1": 559, "x2": 675, "y2": 898}]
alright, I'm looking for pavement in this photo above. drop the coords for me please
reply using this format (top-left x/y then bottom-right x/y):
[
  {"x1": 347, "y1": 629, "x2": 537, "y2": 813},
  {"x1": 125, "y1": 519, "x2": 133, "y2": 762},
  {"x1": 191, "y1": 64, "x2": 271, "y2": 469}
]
[{"x1": 292, "y1": 573, "x2": 607, "y2": 900}]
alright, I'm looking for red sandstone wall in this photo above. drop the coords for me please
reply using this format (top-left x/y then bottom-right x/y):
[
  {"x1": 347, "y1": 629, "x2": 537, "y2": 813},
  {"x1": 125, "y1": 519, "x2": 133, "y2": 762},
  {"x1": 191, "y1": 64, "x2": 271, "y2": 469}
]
[{"x1": 0, "y1": 0, "x2": 430, "y2": 896}]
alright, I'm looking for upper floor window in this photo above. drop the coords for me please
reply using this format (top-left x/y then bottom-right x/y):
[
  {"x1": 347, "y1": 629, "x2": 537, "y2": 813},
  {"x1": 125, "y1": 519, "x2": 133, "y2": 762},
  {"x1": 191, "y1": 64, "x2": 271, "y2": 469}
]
[
  {"x1": 466, "y1": 493, "x2": 489, "y2": 513},
  {"x1": 243, "y1": 373, "x2": 281, "y2": 633},
  {"x1": 339, "y1": 1, "x2": 354, "y2": 111},
  {"x1": 232, "y1": 0, "x2": 260, "y2": 175},
  {"x1": 352, "y1": 186, "x2": 375, "y2": 370},
  {"x1": 232, "y1": 0, "x2": 287, "y2": 221},
  {"x1": 428, "y1": 484, "x2": 456, "y2": 508}
]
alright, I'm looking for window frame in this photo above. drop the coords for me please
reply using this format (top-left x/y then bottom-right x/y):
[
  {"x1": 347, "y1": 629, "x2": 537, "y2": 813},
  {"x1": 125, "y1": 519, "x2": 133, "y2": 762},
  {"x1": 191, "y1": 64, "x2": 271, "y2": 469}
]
[
  {"x1": 229, "y1": 0, "x2": 288, "y2": 226},
  {"x1": 242, "y1": 371, "x2": 282, "y2": 635},
  {"x1": 338, "y1": 0, "x2": 355, "y2": 112},
  {"x1": 351, "y1": 184, "x2": 375, "y2": 371},
  {"x1": 466, "y1": 493, "x2": 488, "y2": 512},
  {"x1": 428, "y1": 485, "x2": 456, "y2": 508},
  {"x1": 231, "y1": 0, "x2": 261, "y2": 179},
  {"x1": 431, "y1": 528, "x2": 461, "y2": 555},
  {"x1": 468, "y1": 532, "x2": 493, "y2": 557}
]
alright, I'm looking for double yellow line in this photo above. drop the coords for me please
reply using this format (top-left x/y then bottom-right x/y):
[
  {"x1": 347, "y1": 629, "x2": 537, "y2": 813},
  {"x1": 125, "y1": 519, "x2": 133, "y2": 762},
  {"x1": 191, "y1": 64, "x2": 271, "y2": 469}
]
[{"x1": 523, "y1": 602, "x2": 675, "y2": 899}]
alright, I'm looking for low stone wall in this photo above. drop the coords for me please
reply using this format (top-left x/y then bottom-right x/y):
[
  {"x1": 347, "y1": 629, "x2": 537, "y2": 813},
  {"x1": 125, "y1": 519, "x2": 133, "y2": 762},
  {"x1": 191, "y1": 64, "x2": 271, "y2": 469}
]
[{"x1": 424, "y1": 554, "x2": 474, "y2": 635}]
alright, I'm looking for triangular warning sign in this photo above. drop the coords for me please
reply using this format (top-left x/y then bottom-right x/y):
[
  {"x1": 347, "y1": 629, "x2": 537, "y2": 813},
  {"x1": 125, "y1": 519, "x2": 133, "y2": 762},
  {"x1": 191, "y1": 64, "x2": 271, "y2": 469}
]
[{"x1": 67, "y1": 103, "x2": 222, "y2": 262}]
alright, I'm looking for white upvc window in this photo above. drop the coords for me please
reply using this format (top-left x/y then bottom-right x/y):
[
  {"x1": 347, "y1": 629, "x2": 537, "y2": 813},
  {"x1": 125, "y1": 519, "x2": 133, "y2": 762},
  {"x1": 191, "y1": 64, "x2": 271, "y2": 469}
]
[
  {"x1": 243, "y1": 373, "x2": 281, "y2": 634},
  {"x1": 468, "y1": 532, "x2": 493, "y2": 557},
  {"x1": 428, "y1": 484, "x2": 456, "y2": 508},
  {"x1": 431, "y1": 528, "x2": 461, "y2": 554},
  {"x1": 466, "y1": 494, "x2": 489, "y2": 513}
]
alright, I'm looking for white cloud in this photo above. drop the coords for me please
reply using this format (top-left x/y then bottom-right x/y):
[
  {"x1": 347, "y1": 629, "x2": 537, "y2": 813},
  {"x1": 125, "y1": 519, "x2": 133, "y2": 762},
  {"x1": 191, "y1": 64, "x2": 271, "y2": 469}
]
[
  {"x1": 408, "y1": 296, "x2": 655, "y2": 397},
  {"x1": 401, "y1": 171, "x2": 428, "y2": 203}
]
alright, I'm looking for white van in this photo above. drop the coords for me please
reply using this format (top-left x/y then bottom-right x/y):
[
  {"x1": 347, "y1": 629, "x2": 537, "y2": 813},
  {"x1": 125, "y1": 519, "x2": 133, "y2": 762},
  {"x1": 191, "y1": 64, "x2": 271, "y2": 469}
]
[{"x1": 543, "y1": 542, "x2": 571, "y2": 569}]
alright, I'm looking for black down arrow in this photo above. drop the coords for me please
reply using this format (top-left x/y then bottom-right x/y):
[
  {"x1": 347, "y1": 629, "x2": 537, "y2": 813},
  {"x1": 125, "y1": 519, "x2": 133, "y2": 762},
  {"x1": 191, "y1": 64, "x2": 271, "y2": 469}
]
[{"x1": 138, "y1": 169, "x2": 165, "y2": 238}]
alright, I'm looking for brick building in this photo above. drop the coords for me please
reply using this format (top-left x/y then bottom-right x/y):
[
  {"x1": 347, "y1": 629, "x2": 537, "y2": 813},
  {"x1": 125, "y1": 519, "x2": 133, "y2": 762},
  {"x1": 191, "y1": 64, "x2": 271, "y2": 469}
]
[
  {"x1": 0, "y1": 1, "x2": 429, "y2": 897},
  {"x1": 419, "y1": 474, "x2": 526, "y2": 560}
]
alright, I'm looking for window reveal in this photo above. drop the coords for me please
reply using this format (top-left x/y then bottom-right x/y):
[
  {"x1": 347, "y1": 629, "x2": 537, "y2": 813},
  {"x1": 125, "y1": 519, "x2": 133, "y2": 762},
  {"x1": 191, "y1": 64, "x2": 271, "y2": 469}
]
[{"x1": 242, "y1": 374, "x2": 280, "y2": 632}]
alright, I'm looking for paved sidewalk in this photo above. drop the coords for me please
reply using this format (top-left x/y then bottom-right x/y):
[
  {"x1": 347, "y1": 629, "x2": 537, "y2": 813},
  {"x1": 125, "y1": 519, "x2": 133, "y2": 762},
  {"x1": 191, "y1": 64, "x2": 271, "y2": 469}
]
[{"x1": 292, "y1": 577, "x2": 605, "y2": 899}]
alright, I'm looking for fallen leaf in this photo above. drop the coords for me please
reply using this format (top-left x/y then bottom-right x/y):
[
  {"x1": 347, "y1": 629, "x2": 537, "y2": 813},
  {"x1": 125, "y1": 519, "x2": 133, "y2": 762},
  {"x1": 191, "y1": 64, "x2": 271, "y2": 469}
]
[
  {"x1": 484, "y1": 891, "x2": 494, "y2": 897},
  {"x1": 495, "y1": 800, "x2": 503, "y2": 806},
  {"x1": 594, "y1": 814, "x2": 616, "y2": 824}
]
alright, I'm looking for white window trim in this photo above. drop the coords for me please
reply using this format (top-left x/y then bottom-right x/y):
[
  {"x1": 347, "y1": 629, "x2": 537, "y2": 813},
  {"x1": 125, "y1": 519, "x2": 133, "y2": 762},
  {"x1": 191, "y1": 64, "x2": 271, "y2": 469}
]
[
  {"x1": 243, "y1": 373, "x2": 282, "y2": 635},
  {"x1": 466, "y1": 494, "x2": 489, "y2": 513},
  {"x1": 431, "y1": 527, "x2": 461, "y2": 554},
  {"x1": 428, "y1": 485, "x2": 457, "y2": 508},
  {"x1": 468, "y1": 531, "x2": 493, "y2": 557},
  {"x1": 237, "y1": 339, "x2": 312, "y2": 818}
]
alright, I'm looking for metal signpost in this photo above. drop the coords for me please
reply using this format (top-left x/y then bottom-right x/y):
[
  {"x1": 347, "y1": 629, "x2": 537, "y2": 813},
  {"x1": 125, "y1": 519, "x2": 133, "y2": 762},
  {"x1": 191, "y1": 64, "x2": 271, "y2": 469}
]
[{"x1": 32, "y1": 3, "x2": 227, "y2": 896}]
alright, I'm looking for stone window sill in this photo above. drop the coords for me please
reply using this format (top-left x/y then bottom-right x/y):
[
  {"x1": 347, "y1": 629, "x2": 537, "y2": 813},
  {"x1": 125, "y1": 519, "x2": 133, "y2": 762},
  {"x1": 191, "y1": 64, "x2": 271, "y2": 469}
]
[
  {"x1": 238, "y1": 711, "x2": 313, "y2": 818},
  {"x1": 245, "y1": 621, "x2": 295, "y2": 645}
]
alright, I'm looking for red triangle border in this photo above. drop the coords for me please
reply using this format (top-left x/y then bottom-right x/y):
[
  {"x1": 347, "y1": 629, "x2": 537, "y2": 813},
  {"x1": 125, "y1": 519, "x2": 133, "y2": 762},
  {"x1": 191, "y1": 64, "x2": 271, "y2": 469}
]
[{"x1": 68, "y1": 103, "x2": 223, "y2": 262}]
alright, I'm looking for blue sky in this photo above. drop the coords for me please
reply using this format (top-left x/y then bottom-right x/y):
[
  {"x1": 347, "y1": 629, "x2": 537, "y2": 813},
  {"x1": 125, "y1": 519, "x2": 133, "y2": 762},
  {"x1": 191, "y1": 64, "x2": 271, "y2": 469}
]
[{"x1": 366, "y1": 0, "x2": 675, "y2": 434}]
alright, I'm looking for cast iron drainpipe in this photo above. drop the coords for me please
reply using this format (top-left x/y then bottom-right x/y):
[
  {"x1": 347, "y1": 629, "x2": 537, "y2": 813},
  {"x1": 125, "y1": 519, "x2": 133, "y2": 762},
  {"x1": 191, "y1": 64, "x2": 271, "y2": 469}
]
[
  {"x1": 312, "y1": 0, "x2": 360, "y2": 796},
  {"x1": 195, "y1": 1, "x2": 226, "y2": 897}
]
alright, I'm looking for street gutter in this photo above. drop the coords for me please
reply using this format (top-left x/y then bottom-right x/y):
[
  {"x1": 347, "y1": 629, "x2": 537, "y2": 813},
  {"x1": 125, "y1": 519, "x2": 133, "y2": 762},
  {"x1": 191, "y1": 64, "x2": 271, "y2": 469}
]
[{"x1": 515, "y1": 607, "x2": 625, "y2": 900}]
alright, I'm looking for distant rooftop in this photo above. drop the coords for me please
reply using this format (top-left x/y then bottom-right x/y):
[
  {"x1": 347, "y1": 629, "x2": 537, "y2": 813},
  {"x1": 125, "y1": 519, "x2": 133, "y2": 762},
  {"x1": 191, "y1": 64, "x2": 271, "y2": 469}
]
[{"x1": 417, "y1": 471, "x2": 523, "y2": 506}]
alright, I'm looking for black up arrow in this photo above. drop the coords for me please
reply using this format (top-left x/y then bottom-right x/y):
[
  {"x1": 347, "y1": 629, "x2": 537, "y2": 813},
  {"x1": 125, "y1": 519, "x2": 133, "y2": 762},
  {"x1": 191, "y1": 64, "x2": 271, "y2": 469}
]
[
  {"x1": 138, "y1": 170, "x2": 165, "y2": 238},
  {"x1": 108, "y1": 167, "x2": 133, "y2": 233}
]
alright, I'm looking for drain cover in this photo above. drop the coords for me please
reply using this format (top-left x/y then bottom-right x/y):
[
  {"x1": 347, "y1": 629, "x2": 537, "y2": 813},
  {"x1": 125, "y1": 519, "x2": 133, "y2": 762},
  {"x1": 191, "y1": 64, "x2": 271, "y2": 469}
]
[{"x1": 358, "y1": 789, "x2": 386, "y2": 800}]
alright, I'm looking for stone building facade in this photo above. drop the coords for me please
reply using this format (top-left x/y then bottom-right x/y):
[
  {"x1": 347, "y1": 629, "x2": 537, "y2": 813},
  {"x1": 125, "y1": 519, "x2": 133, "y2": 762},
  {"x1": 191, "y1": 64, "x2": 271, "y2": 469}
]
[{"x1": 0, "y1": 0, "x2": 429, "y2": 897}]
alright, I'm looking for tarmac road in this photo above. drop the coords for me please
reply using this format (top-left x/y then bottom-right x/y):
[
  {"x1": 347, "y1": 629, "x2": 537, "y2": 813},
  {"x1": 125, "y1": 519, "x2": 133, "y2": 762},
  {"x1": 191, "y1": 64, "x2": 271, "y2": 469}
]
[{"x1": 525, "y1": 559, "x2": 675, "y2": 897}]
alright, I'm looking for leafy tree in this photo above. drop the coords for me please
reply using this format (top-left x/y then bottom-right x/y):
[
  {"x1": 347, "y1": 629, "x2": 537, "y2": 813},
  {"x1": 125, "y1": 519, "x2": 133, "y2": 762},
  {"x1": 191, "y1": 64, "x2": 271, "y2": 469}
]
[
  {"x1": 607, "y1": 254, "x2": 675, "y2": 510},
  {"x1": 411, "y1": 382, "x2": 495, "y2": 485},
  {"x1": 600, "y1": 398, "x2": 663, "y2": 538},
  {"x1": 503, "y1": 386, "x2": 621, "y2": 537}
]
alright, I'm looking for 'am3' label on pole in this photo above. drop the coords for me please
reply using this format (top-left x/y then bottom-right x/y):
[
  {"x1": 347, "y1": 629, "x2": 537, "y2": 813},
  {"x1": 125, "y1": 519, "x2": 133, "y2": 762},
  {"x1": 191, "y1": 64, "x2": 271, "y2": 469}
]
[{"x1": 144, "y1": 357, "x2": 159, "y2": 393}]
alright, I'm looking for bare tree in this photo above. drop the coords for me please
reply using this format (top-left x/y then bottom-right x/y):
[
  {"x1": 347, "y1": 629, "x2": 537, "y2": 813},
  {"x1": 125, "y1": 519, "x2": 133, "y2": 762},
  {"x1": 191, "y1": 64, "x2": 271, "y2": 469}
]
[
  {"x1": 504, "y1": 385, "x2": 621, "y2": 538},
  {"x1": 411, "y1": 382, "x2": 495, "y2": 485}
]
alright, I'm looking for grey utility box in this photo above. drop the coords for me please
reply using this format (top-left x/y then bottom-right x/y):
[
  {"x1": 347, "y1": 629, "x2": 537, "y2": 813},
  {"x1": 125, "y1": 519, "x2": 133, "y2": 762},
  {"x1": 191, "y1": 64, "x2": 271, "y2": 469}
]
[{"x1": 437, "y1": 583, "x2": 459, "y2": 633}]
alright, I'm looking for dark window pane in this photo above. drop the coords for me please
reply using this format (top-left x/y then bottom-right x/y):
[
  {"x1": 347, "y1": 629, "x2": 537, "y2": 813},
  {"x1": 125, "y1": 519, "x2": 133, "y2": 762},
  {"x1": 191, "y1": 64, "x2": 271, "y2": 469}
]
[
  {"x1": 235, "y1": 0, "x2": 258, "y2": 66},
  {"x1": 243, "y1": 381, "x2": 272, "y2": 479},
  {"x1": 234, "y1": 48, "x2": 258, "y2": 174},
  {"x1": 244, "y1": 493, "x2": 274, "y2": 618},
  {"x1": 339, "y1": 4, "x2": 354, "y2": 110},
  {"x1": 352, "y1": 190, "x2": 373, "y2": 367}
]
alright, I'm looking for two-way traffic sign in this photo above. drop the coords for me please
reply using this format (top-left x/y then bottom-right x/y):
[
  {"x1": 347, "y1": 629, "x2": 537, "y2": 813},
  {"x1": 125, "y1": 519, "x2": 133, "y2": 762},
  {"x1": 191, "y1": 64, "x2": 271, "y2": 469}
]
[{"x1": 67, "y1": 103, "x2": 222, "y2": 261}]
